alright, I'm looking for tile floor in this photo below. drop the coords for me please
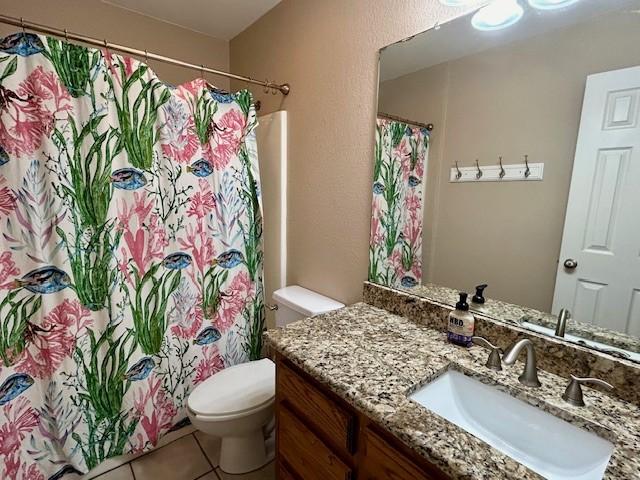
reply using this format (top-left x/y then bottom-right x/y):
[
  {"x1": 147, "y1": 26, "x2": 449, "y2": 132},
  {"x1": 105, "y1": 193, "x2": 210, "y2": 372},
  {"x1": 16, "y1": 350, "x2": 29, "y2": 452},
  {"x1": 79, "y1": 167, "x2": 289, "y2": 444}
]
[{"x1": 92, "y1": 432, "x2": 275, "y2": 480}]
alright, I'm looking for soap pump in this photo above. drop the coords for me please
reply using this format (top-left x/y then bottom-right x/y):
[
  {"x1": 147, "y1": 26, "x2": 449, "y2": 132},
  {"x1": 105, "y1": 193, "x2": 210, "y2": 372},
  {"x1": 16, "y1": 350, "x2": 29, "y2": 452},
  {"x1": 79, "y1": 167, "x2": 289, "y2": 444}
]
[
  {"x1": 472, "y1": 284, "x2": 488, "y2": 304},
  {"x1": 447, "y1": 292, "x2": 475, "y2": 347}
]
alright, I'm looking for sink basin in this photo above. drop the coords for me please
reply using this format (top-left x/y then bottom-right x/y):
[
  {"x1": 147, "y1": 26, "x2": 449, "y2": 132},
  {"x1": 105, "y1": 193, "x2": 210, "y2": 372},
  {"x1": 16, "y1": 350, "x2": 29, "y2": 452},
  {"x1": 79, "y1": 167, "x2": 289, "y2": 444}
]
[{"x1": 409, "y1": 370, "x2": 614, "y2": 480}]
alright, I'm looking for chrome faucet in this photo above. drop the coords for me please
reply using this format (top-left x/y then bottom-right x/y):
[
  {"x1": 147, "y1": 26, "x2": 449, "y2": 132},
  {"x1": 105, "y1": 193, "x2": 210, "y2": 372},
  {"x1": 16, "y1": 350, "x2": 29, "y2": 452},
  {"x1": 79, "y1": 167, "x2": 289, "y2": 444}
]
[
  {"x1": 555, "y1": 308, "x2": 571, "y2": 337},
  {"x1": 562, "y1": 375, "x2": 614, "y2": 407},
  {"x1": 503, "y1": 338, "x2": 541, "y2": 387}
]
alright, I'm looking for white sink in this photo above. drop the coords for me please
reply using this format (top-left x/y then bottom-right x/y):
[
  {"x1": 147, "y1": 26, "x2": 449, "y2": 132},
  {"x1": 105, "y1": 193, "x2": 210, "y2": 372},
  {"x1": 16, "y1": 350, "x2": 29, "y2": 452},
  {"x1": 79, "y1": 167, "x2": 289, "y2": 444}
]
[{"x1": 409, "y1": 370, "x2": 614, "y2": 480}]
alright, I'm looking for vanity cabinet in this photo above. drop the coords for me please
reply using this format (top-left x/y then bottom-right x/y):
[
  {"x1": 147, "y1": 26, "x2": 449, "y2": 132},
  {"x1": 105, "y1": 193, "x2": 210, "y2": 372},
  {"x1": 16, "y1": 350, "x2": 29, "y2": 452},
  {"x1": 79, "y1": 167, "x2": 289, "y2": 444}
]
[
  {"x1": 360, "y1": 427, "x2": 438, "y2": 480},
  {"x1": 275, "y1": 355, "x2": 448, "y2": 480}
]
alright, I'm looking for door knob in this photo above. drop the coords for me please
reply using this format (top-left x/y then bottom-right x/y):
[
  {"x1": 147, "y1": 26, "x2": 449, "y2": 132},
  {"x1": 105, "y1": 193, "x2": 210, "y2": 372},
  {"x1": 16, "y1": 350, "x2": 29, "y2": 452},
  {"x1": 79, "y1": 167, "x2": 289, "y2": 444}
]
[{"x1": 563, "y1": 258, "x2": 578, "y2": 270}]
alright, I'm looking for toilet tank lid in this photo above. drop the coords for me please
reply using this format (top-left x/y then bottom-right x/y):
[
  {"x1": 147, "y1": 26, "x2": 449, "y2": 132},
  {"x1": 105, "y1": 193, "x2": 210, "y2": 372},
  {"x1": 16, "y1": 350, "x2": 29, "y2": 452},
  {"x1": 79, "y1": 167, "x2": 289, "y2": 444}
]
[{"x1": 273, "y1": 285, "x2": 345, "y2": 317}]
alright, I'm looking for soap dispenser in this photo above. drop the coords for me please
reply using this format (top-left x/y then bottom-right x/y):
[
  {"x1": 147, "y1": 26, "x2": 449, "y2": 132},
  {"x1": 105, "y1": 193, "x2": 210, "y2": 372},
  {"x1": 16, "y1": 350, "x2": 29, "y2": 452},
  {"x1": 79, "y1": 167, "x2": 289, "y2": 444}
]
[
  {"x1": 447, "y1": 292, "x2": 475, "y2": 347},
  {"x1": 472, "y1": 284, "x2": 488, "y2": 304}
]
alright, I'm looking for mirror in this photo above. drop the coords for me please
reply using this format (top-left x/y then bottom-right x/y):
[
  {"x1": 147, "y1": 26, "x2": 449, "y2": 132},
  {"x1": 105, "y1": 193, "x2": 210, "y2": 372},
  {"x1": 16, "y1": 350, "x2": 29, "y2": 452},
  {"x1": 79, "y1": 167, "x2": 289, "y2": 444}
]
[{"x1": 370, "y1": 0, "x2": 640, "y2": 361}]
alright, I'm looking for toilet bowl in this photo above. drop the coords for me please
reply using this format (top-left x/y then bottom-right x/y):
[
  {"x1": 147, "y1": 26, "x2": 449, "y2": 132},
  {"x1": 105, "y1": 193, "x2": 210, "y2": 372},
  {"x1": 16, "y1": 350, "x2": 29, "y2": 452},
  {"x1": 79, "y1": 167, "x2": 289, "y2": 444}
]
[{"x1": 187, "y1": 358, "x2": 275, "y2": 474}]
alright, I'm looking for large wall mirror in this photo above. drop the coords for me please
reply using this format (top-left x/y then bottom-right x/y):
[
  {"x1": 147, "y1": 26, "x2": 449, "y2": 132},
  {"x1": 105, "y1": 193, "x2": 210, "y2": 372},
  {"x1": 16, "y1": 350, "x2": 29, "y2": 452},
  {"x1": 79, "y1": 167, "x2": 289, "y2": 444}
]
[{"x1": 370, "y1": 0, "x2": 640, "y2": 362}]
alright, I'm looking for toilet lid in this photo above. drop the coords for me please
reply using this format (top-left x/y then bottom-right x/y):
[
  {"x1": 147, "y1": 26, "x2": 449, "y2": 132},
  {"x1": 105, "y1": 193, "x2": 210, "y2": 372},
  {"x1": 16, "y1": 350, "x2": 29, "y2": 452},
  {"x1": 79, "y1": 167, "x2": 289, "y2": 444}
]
[{"x1": 188, "y1": 358, "x2": 275, "y2": 416}]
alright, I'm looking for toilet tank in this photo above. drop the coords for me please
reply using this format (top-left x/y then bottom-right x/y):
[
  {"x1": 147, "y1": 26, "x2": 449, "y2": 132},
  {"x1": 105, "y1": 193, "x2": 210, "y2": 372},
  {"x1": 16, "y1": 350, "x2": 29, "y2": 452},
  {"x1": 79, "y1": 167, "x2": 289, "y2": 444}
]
[{"x1": 272, "y1": 285, "x2": 345, "y2": 327}]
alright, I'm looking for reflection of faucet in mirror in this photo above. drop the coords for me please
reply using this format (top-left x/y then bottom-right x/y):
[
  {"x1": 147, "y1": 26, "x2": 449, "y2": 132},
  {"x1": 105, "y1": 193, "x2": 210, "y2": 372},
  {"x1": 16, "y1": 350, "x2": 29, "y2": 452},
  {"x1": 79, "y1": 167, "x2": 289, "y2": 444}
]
[{"x1": 555, "y1": 309, "x2": 571, "y2": 338}]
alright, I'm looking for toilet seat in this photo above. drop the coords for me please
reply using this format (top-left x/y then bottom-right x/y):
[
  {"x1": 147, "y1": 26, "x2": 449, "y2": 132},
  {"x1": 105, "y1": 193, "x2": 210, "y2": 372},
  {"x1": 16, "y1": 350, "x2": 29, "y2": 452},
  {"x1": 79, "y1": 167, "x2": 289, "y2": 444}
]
[{"x1": 188, "y1": 358, "x2": 275, "y2": 418}]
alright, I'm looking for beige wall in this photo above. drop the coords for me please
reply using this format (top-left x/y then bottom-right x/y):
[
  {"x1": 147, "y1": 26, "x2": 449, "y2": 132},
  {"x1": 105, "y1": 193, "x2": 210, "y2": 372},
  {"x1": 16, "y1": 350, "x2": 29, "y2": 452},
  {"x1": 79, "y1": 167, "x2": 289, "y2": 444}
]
[
  {"x1": 0, "y1": 0, "x2": 229, "y2": 89},
  {"x1": 379, "y1": 14, "x2": 640, "y2": 311},
  {"x1": 230, "y1": 0, "x2": 477, "y2": 305}
]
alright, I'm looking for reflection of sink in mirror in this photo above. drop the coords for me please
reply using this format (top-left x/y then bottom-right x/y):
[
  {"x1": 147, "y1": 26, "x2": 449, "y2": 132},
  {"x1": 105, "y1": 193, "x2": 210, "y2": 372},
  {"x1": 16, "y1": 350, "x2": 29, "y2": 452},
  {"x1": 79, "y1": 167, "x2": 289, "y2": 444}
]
[
  {"x1": 521, "y1": 321, "x2": 640, "y2": 363},
  {"x1": 410, "y1": 370, "x2": 614, "y2": 480}
]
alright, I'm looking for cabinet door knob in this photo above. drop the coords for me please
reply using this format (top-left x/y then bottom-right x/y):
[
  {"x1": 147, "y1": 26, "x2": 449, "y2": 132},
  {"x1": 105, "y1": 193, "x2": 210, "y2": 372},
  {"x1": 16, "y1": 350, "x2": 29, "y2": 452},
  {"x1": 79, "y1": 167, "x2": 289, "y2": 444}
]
[{"x1": 563, "y1": 258, "x2": 578, "y2": 270}]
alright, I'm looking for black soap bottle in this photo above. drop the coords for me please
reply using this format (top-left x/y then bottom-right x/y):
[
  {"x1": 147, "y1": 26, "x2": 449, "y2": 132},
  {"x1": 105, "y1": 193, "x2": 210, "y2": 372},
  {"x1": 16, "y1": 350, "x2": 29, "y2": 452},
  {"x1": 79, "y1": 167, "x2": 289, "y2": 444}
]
[{"x1": 447, "y1": 293, "x2": 475, "y2": 347}]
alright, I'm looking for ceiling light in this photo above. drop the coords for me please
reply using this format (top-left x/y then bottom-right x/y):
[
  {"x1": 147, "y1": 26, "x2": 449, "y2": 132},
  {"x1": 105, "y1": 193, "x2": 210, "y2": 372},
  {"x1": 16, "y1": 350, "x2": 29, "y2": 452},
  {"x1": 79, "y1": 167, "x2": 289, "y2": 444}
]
[
  {"x1": 528, "y1": 0, "x2": 580, "y2": 10},
  {"x1": 471, "y1": 0, "x2": 524, "y2": 31},
  {"x1": 438, "y1": 0, "x2": 475, "y2": 6}
]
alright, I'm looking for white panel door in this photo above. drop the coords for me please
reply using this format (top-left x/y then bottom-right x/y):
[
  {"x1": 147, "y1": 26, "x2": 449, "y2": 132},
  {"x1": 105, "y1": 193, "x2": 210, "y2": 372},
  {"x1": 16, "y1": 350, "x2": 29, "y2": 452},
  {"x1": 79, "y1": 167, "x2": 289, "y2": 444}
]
[
  {"x1": 552, "y1": 66, "x2": 640, "y2": 336},
  {"x1": 256, "y1": 111, "x2": 287, "y2": 329}
]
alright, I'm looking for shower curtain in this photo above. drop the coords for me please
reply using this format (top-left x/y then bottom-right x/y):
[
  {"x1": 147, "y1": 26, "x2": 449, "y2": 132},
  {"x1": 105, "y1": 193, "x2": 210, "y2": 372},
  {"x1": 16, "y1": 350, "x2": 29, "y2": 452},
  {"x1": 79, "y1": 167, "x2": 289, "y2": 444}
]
[
  {"x1": 369, "y1": 117, "x2": 429, "y2": 289},
  {"x1": 0, "y1": 32, "x2": 264, "y2": 479}
]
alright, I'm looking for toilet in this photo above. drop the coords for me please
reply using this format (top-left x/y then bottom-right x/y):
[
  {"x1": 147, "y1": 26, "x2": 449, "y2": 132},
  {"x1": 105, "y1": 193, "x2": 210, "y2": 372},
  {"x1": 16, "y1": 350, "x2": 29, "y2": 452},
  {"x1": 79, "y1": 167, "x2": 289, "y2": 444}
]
[{"x1": 187, "y1": 285, "x2": 344, "y2": 474}]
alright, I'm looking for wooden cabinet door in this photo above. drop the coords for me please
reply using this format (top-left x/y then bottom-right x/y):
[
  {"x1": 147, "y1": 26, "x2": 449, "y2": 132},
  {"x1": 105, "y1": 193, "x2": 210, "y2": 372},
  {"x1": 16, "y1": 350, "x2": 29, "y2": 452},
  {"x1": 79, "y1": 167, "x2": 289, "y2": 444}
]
[
  {"x1": 278, "y1": 404, "x2": 352, "y2": 480},
  {"x1": 278, "y1": 361, "x2": 356, "y2": 454},
  {"x1": 362, "y1": 427, "x2": 442, "y2": 480}
]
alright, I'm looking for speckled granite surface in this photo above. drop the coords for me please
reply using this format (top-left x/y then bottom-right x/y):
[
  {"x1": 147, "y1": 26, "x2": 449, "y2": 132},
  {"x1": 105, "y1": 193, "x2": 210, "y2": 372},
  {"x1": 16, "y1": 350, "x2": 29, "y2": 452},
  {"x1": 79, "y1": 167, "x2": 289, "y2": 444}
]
[
  {"x1": 265, "y1": 303, "x2": 640, "y2": 480},
  {"x1": 398, "y1": 282, "x2": 640, "y2": 356},
  {"x1": 365, "y1": 282, "x2": 640, "y2": 405}
]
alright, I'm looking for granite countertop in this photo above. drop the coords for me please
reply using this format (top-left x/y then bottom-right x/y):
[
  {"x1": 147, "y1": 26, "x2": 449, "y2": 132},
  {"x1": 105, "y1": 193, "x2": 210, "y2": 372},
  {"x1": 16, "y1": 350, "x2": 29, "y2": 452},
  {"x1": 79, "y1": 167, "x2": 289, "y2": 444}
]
[{"x1": 265, "y1": 302, "x2": 640, "y2": 480}]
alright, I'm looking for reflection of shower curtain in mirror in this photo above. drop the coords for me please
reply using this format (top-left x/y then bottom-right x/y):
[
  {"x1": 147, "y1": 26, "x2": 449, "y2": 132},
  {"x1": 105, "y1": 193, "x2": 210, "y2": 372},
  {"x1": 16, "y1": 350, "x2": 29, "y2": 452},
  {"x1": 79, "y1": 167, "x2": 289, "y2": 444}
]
[
  {"x1": 0, "y1": 32, "x2": 264, "y2": 478},
  {"x1": 370, "y1": 117, "x2": 429, "y2": 289}
]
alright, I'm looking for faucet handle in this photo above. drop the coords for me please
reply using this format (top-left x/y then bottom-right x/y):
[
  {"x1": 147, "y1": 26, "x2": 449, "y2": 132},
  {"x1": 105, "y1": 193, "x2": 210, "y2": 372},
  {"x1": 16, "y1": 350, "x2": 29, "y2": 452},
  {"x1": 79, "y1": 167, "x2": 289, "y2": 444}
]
[
  {"x1": 562, "y1": 374, "x2": 614, "y2": 407},
  {"x1": 472, "y1": 336, "x2": 502, "y2": 371}
]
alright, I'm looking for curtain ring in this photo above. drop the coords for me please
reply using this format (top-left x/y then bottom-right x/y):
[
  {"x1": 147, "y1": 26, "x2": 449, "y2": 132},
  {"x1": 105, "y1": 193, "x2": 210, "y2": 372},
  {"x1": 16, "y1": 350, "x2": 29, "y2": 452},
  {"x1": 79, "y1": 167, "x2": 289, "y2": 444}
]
[
  {"x1": 64, "y1": 29, "x2": 69, "y2": 43},
  {"x1": 200, "y1": 64, "x2": 205, "y2": 79},
  {"x1": 20, "y1": 17, "x2": 26, "y2": 35},
  {"x1": 103, "y1": 38, "x2": 108, "y2": 50},
  {"x1": 271, "y1": 85, "x2": 278, "y2": 95},
  {"x1": 263, "y1": 80, "x2": 270, "y2": 94},
  {"x1": 144, "y1": 49, "x2": 149, "y2": 63}
]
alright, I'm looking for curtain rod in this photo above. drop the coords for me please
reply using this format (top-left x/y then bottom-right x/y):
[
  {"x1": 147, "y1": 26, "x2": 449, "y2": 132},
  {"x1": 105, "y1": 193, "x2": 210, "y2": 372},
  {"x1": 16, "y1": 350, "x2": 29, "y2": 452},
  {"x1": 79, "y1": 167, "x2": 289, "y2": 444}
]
[
  {"x1": 377, "y1": 112, "x2": 433, "y2": 131},
  {"x1": 0, "y1": 14, "x2": 290, "y2": 95}
]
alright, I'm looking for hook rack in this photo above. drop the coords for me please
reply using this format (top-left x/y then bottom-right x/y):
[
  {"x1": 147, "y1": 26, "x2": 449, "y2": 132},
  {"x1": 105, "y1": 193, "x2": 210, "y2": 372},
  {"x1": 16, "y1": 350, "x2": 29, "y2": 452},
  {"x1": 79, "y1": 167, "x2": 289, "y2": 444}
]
[{"x1": 449, "y1": 156, "x2": 544, "y2": 183}]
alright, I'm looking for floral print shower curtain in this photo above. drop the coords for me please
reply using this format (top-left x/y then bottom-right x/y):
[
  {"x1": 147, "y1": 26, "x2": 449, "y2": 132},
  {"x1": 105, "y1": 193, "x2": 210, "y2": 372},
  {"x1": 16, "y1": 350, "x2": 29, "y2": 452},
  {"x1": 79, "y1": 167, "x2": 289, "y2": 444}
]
[
  {"x1": 0, "y1": 32, "x2": 264, "y2": 479},
  {"x1": 369, "y1": 117, "x2": 429, "y2": 289}
]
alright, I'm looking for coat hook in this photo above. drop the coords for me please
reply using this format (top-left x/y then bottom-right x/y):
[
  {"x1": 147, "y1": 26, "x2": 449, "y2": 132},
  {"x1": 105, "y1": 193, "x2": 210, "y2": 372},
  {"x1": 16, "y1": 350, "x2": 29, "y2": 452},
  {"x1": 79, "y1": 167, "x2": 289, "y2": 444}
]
[
  {"x1": 524, "y1": 155, "x2": 531, "y2": 178},
  {"x1": 498, "y1": 156, "x2": 506, "y2": 179},
  {"x1": 475, "y1": 159, "x2": 483, "y2": 180},
  {"x1": 455, "y1": 161, "x2": 462, "y2": 180}
]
